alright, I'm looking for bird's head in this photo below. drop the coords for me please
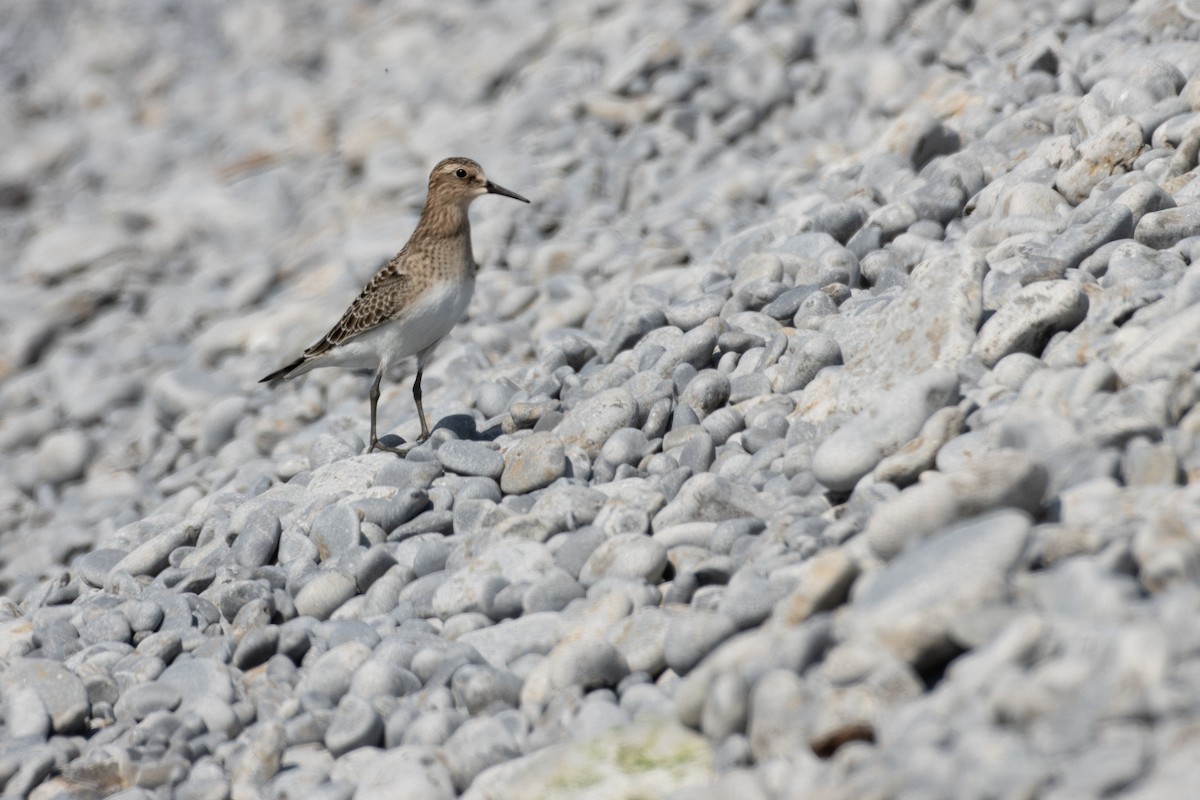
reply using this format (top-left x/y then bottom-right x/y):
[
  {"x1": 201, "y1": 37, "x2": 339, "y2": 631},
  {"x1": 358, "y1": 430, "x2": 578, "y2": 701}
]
[{"x1": 429, "y1": 157, "x2": 530, "y2": 207}]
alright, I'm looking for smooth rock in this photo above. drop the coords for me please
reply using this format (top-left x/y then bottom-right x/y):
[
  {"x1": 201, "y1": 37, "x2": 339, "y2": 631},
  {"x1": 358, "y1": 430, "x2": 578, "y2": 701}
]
[
  {"x1": 851, "y1": 510, "x2": 1031, "y2": 668},
  {"x1": 438, "y1": 440, "x2": 505, "y2": 480},
  {"x1": 973, "y1": 281, "x2": 1089, "y2": 368},
  {"x1": 501, "y1": 432, "x2": 567, "y2": 494},
  {"x1": 812, "y1": 370, "x2": 960, "y2": 492}
]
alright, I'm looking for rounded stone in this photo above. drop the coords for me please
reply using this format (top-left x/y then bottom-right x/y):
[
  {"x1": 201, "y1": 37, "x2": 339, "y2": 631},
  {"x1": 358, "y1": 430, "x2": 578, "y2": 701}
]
[
  {"x1": 35, "y1": 429, "x2": 92, "y2": 485},
  {"x1": 501, "y1": 432, "x2": 567, "y2": 494},
  {"x1": 578, "y1": 534, "x2": 669, "y2": 587},
  {"x1": 293, "y1": 571, "x2": 358, "y2": 620},
  {"x1": 437, "y1": 440, "x2": 505, "y2": 480}
]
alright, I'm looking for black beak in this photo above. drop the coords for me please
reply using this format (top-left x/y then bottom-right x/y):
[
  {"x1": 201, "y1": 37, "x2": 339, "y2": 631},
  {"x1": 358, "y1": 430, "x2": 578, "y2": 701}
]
[{"x1": 486, "y1": 180, "x2": 530, "y2": 203}]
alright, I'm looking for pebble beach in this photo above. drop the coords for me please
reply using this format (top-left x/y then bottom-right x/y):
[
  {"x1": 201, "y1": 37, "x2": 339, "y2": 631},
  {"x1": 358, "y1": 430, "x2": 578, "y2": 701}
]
[{"x1": 4, "y1": 0, "x2": 1200, "y2": 797}]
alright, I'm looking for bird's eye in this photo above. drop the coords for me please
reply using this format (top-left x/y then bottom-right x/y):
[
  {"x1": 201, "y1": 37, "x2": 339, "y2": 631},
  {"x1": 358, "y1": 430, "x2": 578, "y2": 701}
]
[{"x1": 455, "y1": 168, "x2": 467, "y2": 178}]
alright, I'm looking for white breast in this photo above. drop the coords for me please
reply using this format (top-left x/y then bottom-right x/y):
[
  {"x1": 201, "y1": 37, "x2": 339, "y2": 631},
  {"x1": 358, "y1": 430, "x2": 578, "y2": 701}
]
[{"x1": 354, "y1": 277, "x2": 475, "y2": 371}]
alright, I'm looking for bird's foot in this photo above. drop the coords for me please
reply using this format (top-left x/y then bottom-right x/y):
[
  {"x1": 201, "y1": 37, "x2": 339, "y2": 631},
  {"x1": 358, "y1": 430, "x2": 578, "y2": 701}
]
[{"x1": 368, "y1": 437, "x2": 416, "y2": 457}]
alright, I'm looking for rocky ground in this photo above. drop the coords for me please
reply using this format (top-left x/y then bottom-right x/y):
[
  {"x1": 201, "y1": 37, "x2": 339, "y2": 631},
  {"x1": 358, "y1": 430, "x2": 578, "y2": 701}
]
[{"x1": 3, "y1": 0, "x2": 1200, "y2": 797}]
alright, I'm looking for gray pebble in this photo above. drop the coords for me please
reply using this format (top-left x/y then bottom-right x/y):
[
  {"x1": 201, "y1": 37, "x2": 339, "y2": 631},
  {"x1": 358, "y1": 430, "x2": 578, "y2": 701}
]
[
  {"x1": 718, "y1": 574, "x2": 776, "y2": 629},
  {"x1": 701, "y1": 407, "x2": 745, "y2": 446},
  {"x1": 557, "y1": 388, "x2": 640, "y2": 458},
  {"x1": 113, "y1": 682, "x2": 182, "y2": 722},
  {"x1": 112, "y1": 519, "x2": 198, "y2": 578},
  {"x1": 578, "y1": 534, "x2": 668, "y2": 586},
  {"x1": 680, "y1": 370, "x2": 730, "y2": 418},
  {"x1": 232, "y1": 511, "x2": 281, "y2": 568},
  {"x1": 677, "y1": 430, "x2": 716, "y2": 473},
  {"x1": 375, "y1": 459, "x2": 443, "y2": 492},
  {"x1": 852, "y1": 510, "x2": 1031, "y2": 667},
  {"x1": 666, "y1": 294, "x2": 725, "y2": 331},
  {"x1": 199, "y1": 395, "x2": 247, "y2": 454},
  {"x1": 232, "y1": 625, "x2": 279, "y2": 670},
  {"x1": 431, "y1": 572, "x2": 510, "y2": 619},
  {"x1": 350, "y1": 659, "x2": 422, "y2": 700},
  {"x1": 325, "y1": 694, "x2": 383, "y2": 756},
  {"x1": 599, "y1": 427, "x2": 651, "y2": 467},
  {"x1": 476, "y1": 380, "x2": 519, "y2": 419},
  {"x1": 550, "y1": 527, "x2": 606, "y2": 579},
  {"x1": 34, "y1": 429, "x2": 92, "y2": 485},
  {"x1": 412, "y1": 538, "x2": 452, "y2": 577},
  {"x1": 500, "y1": 431, "x2": 567, "y2": 494},
  {"x1": 523, "y1": 571, "x2": 586, "y2": 613},
  {"x1": 442, "y1": 713, "x2": 525, "y2": 792},
  {"x1": 2, "y1": 685, "x2": 50, "y2": 740},
  {"x1": 1055, "y1": 116, "x2": 1144, "y2": 203},
  {"x1": 1136, "y1": 203, "x2": 1200, "y2": 249},
  {"x1": 865, "y1": 449, "x2": 1047, "y2": 559},
  {"x1": 390, "y1": 509, "x2": 455, "y2": 541},
  {"x1": 348, "y1": 487, "x2": 429, "y2": 532},
  {"x1": 973, "y1": 280, "x2": 1089, "y2": 367},
  {"x1": 451, "y1": 664, "x2": 523, "y2": 713},
  {"x1": 652, "y1": 473, "x2": 759, "y2": 531},
  {"x1": 548, "y1": 639, "x2": 631, "y2": 692},
  {"x1": 308, "y1": 432, "x2": 364, "y2": 469},
  {"x1": 664, "y1": 611, "x2": 739, "y2": 675},
  {"x1": 311, "y1": 504, "x2": 364, "y2": 560},
  {"x1": 701, "y1": 671, "x2": 750, "y2": 740},
  {"x1": 812, "y1": 369, "x2": 959, "y2": 492},
  {"x1": 76, "y1": 548, "x2": 128, "y2": 588},
  {"x1": 293, "y1": 571, "x2": 358, "y2": 620},
  {"x1": 606, "y1": 606, "x2": 670, "y2": 676},
  {"x1": 437, "y1": 440, "x2": 505, "y2": 479},
  {"x1": 151, "y1": 368, "x2": 234, "y2": 423},
  {"x1": 354, "y1": 745, "x2": 456, "y2": 799},
  {"x1": 1046, "y1": 203, "x2": 1133, "y2": 271},
  {"x1": 81, "y1": 609, "x2": 132, "y2": 645},
  {"x1": 278, "y1": 618, "x2": 316, "y2": 663}
]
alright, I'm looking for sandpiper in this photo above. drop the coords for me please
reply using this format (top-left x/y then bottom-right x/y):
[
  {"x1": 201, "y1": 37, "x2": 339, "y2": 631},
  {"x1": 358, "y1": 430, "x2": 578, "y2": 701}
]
[{"x1": 260, "y1": 157, "x2": 530, "y2": 454}]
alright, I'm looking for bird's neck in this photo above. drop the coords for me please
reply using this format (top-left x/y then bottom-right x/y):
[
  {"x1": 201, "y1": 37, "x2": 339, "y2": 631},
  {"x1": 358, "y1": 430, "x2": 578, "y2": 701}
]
[{"x1": 416, "y1": 199, "x2": 471, "y2": 240}]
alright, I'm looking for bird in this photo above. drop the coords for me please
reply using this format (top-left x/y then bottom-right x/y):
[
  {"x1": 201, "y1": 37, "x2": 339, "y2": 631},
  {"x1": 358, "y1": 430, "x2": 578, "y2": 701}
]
[{"x1": 260, "y1": 157, "x2": 530, "y2": 454}]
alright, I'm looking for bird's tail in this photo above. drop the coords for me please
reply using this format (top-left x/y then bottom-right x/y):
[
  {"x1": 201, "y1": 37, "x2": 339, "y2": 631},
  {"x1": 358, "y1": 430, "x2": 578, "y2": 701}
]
[{"x1": 259, "y1": 355, "x2": 307, "y2": 384}]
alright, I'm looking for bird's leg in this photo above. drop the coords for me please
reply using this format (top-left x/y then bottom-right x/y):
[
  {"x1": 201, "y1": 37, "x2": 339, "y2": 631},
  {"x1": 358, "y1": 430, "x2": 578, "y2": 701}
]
[
  {"x1": 367, "y1": 368, "x2": 407, "y2": 456},
  {"x1": 413, "y1": 368, "x2": 431, "y2": 443}
]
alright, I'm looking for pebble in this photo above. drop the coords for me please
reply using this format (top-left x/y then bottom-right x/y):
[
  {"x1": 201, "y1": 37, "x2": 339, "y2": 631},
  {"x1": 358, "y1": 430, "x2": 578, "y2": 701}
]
[
  {"x1": 442, "y1": 714, "x2": 524, "y2": 791},
  {"x1": 2, "y1": 684, "x2": 50, "y2": 740},
  {"x1": 557, "y1": 388, "x2": 640, "y2": 458},
  {"x1": 34, "y1": 429, "x2": 92, "y2": 486},
  {"x1": 651, "y1": 473, "x2": 759, "y2": 530},
  {"x1": 523, "y1": 571, "x2": 586, "y2": 613},
  {"x1": 75, "y1": 549, "x2": 127, "y2": 588},
  {"x1": 500, "y1": 432, "x2": 567, "y2": 494},
  {"x1": 973, "y1": 280, "x2": 1090, "y2": 367},
  {"x1": 664, "y1": 611, "x2": 739, "y2": 676},
  {"x1": 851, "y1": 510, "x2": 1031, "y2": 668},
  {"x1": 437, "y1": 440, "x2": 505, "y2": 480},
  {"x1": 680, "y1": 370, "x2": 731, "y2": 418},
  {"x1": 1056, "y1": 115, "x2": 1144, "y2": 203},
  {"x1": 293, "y1": 571, "x2": 358, "y2": 620},
  {"x1": 578, "y1": 534, "x2": 668, "y2": 587},
  {"x1": 310, "y1": 504, "x2": 363, "y2": 559},
  {"x1": 812, "y1": 370, "x2": 960, "y2": 492},
  {"x1": 112, "y1": 519, "x2": 198, "y2": 578},
  {"x1": 865, "y1": 449, "x2": 1048, "y2": 559},
  {"x1": 1135, "y1": 203, "x2": 1200, "y2": 249},
  {"x1": 353, "y1": 746, "x2": 456, "y2": 800},
  {"x1": 325, "y1": 695, "x2": 383, "y2": 756},
  {"x1": 605, "y1": 606, "x2": 670, "y2": 676},
  {"x1": 232, "y1": 511, "x2": 282, "y2": 568}
]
